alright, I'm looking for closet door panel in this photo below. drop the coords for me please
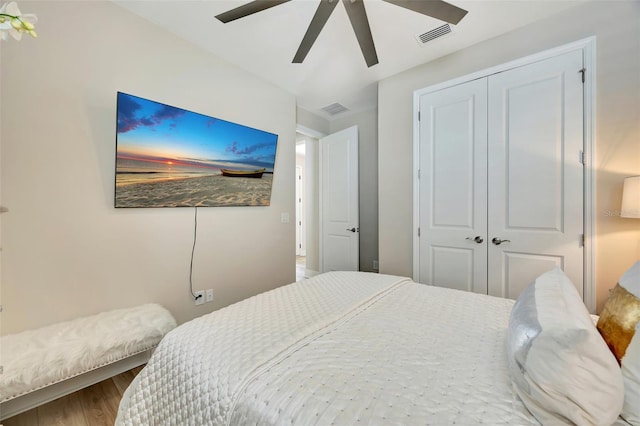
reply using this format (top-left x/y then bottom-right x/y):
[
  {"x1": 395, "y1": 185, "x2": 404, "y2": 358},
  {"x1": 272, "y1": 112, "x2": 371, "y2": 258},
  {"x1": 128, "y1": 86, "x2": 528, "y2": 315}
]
[
  {"x1": 417, "y1": 79, "x2": 488, "y2": 294},
  {"x1": 503, "y1": 78, "x2": 563, "y2": 230},
  {"x1": 431, "y1": 246, "x2": 475, "y2": 293},
  {"x1": 502, "y1": 252, "x2": 563, "y2": 299},
  {"x1": 487, "y1": 50, "x2": 584, "y2": 299}
]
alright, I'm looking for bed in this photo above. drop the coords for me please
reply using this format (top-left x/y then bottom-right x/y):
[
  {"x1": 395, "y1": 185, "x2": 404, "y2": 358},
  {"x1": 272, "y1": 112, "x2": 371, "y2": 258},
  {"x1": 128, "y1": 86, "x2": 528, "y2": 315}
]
[{"x1": 116, "y1": 270, "x2": 633, "y2": 425}]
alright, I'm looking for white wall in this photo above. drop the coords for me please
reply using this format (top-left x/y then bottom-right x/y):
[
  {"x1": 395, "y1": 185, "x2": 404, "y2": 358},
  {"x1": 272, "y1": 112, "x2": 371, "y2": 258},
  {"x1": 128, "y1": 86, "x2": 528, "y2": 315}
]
[
  {"x1": 330, "y1": 109, "x2": 379, "y2": 272},
  {"x1": 0, "y1": 1, "x2": 296, "y2": 334},
  {"x1": 378, "y1": 1, "x2": 640, "y2": 311},
  {"x1": 296, "y1": 107, "x2": 330, "y2": 136}
]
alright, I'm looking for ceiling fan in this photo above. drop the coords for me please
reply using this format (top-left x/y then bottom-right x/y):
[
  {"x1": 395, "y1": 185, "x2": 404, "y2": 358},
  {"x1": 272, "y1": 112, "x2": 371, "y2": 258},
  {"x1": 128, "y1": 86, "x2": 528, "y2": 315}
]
[{"x1": 215, "y1": 0, "x2": 468, "y2": 68}]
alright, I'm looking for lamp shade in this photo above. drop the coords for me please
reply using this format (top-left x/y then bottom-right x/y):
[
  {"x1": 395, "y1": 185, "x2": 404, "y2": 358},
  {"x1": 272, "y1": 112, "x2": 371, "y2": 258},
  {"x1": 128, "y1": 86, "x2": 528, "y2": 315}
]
[{"x1": 621, "y1": 176, "x2": 640, "y2": 218}]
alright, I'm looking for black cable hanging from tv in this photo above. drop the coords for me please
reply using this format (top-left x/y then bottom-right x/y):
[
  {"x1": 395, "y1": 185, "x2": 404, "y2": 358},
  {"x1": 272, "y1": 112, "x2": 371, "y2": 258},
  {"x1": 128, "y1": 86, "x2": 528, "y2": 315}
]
[{"x1": 189, "y1": 207, "x2": 201, "y2": 301}]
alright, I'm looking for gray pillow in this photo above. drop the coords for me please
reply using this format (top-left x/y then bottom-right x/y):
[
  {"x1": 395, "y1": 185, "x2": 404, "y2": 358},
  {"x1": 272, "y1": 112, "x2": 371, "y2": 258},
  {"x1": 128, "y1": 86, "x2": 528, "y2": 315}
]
[{"x1": 507, "y1": 268, "x2": 624, "y2": 425}]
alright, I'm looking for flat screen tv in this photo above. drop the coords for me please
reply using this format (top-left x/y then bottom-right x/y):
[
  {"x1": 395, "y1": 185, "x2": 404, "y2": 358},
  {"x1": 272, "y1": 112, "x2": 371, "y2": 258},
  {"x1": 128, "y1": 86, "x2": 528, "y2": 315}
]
[{"x1": 115, "y1": 92, "x2": 278, "y2": 208}]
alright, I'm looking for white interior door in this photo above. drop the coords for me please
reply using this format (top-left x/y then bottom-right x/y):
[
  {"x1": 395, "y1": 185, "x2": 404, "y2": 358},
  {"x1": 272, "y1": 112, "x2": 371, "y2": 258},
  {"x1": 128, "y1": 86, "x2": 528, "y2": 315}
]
[
  {"x1": 487, "y1": 50, "x2": 584, "y2": 299},
  {"x1": 319, "y1": 126, "x2": 359, "y2": 272},
  {"x1": 417, "y1": 79, "x2": 488, "y2": 294}
]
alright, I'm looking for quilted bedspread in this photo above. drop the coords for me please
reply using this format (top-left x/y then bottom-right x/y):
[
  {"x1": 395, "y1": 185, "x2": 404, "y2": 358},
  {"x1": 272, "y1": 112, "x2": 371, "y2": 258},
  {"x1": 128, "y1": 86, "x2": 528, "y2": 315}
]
[{"x1": 116, "y1": 271, "x2": 537, "y2": 425}]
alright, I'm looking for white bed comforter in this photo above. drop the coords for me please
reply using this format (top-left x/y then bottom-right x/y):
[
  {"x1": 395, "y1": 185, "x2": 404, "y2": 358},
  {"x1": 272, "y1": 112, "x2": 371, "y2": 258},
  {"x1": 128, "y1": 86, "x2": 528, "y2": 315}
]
[{"x1": 116, "y1": 271, "x2": 537, "y2": 425}]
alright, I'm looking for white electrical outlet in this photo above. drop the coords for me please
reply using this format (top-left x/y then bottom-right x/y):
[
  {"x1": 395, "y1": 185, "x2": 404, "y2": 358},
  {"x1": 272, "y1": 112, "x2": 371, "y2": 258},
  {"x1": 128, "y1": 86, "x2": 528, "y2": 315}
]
[
  {"x1": 373, "y1": 260, "x2": 379, "y2": 270},
  {"x1": 194, "y1": 290, "x2": 205, "y2": 306},
  {"x1": 205, "y1": 289, "x2": 214, "y2": 303}
]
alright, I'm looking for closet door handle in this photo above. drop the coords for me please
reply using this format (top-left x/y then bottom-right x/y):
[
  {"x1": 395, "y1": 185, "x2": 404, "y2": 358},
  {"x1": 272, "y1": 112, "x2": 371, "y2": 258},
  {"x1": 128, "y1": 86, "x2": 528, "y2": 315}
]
[
  {"x1": 465, "y1": 236, "x2": 483, "y2": 244},
  {"x1": 492, "y1": 237, "x2": 511, "y2": 245},
  {"x1": 346, "y1": 227, "x2": 359, "y2": 233}
]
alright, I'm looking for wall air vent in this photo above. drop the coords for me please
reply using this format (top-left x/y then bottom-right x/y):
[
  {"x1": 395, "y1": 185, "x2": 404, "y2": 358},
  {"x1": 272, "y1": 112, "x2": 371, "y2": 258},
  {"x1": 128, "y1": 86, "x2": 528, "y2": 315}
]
[
  {"x1": 416, "y1": 24, "x2": 453, "y2": 45},
  {"x1": 321, "y1": 102, "x2": 349, "y2": 116}
]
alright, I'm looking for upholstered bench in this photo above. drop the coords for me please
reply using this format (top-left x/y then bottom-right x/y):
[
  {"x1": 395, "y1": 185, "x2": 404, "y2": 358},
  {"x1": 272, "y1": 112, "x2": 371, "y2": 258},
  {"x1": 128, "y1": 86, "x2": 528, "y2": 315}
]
[{"x1": 0, "y1": 304, "x2": 176, "y2": 419}]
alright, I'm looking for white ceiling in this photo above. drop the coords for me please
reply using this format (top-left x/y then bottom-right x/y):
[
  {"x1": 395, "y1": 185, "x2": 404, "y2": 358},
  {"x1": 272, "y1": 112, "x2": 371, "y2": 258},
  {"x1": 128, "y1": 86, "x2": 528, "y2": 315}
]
[{"x1": 115, "y1": 0, "x2": 586, "y2": 120}]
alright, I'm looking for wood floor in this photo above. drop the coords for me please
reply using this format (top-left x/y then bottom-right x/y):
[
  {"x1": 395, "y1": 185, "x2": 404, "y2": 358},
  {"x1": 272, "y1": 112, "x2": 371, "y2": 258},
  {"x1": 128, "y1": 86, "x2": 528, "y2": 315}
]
[{"x1": 2, "y1": 366, "x2": 143, "y2": 426}]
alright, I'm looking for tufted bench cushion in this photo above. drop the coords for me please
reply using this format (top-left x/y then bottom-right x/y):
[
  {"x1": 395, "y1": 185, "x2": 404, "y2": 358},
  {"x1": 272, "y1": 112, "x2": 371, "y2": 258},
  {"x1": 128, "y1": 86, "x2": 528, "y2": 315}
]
[{"x1": 0, "y1": 303, "x2": 176, "y2": 419}]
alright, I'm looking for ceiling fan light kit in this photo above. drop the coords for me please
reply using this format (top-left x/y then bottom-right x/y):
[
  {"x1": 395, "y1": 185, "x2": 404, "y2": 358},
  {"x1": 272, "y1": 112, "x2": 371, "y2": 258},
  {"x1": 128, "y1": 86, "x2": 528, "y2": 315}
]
[{"x1": 215, "y1": 0, "x2": 468, "y2": 68}]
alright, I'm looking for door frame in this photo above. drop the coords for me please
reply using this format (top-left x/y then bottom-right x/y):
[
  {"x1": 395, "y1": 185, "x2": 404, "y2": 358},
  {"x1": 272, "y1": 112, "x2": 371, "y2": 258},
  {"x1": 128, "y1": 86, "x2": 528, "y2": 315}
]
[
  {"x1": 296, "y1": 124, "x2": 326, "y2": 277},
  {"x1": 295, "y1": 165, "x2": 305, "y2": 256},
  {"x1": 412, "y1": 37, "x2": 597, "y2": 312}
]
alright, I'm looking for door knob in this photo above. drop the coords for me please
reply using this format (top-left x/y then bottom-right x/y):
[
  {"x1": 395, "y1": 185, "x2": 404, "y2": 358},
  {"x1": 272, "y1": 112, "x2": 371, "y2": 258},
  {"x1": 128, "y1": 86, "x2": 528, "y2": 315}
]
[
  {"x1": 492, "y1": 237, "x2": 511, "y2": 245},
  {"x1": 346, "y1": 227, "x2": 359, "y2": 233},
  {"x1": 465, "y1": 236, "x2": 483, "y2": 244}
]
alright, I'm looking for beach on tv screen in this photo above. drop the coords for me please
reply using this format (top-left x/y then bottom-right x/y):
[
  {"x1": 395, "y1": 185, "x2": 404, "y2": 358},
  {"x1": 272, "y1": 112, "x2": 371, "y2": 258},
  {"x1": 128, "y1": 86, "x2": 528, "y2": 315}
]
[{"x1": 115, "y1": 92, "x2": 279, "y2": 208}]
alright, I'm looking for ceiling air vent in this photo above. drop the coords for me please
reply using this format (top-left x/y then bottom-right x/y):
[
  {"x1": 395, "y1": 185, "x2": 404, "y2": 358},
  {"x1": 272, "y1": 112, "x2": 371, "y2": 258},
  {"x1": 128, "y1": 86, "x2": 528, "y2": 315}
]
[
  {"x1": 416, "y1": 24, "x2": 453, "y2": 45},
  {"x1": 321, "y1": 102, "x2": 349, "y2": 116}
]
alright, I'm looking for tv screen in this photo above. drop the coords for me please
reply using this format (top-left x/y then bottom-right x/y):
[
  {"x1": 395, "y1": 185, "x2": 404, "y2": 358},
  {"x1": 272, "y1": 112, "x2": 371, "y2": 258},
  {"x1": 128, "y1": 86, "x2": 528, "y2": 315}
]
[{"x1": 115, "y1": 92, "x2": 278, "y2": 208}]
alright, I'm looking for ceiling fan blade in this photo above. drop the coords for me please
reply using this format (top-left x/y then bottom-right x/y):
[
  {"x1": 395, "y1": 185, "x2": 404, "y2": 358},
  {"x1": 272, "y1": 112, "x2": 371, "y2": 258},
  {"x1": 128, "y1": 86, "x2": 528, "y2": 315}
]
[
  {"x1": 382, "y1": 0, "x2": 468, "y2": 25},
  {"x1": 293, "y1": 0, "x2": 340, "y2": 64},
  {"x1": 342, "y1": 0, "x2": 378, "y2": 67},
  {"x1": 215, "y1": 0, "x2": 291, "y2": 24}
]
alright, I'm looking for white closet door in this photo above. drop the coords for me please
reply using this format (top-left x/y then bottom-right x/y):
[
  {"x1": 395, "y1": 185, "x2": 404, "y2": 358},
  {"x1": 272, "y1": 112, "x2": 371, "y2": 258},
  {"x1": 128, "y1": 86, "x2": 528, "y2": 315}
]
[
  {"x1": 418, "y1": 79, "x2": 488, "y2": 294},
  {"x1": 487, "y1": 50, "x2": 584, "y2": 299}
]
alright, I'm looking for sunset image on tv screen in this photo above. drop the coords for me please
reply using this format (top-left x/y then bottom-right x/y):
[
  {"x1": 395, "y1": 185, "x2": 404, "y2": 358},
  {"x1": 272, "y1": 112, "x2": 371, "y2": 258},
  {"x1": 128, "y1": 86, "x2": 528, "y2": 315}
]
[{"x1": 115, "y1": 92, "x2": 278, "y2": 208}]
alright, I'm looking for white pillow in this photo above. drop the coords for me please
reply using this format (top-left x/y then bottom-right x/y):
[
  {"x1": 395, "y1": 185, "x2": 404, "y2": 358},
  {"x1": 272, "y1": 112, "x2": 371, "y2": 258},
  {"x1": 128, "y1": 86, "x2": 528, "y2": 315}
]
[{"x1": 507, "y1": 268, "x2": 624, "y2": 425}]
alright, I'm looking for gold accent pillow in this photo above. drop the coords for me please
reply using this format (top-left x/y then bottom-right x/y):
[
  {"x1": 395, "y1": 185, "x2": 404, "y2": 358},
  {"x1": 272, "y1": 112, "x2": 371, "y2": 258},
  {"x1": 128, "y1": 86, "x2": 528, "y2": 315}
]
[
  {"x1": 597, "y1": 283, "x2": 640, "y2": 362},
  {"x1": 597, "y1": 260, "x2": 640, "y2": 424}
]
